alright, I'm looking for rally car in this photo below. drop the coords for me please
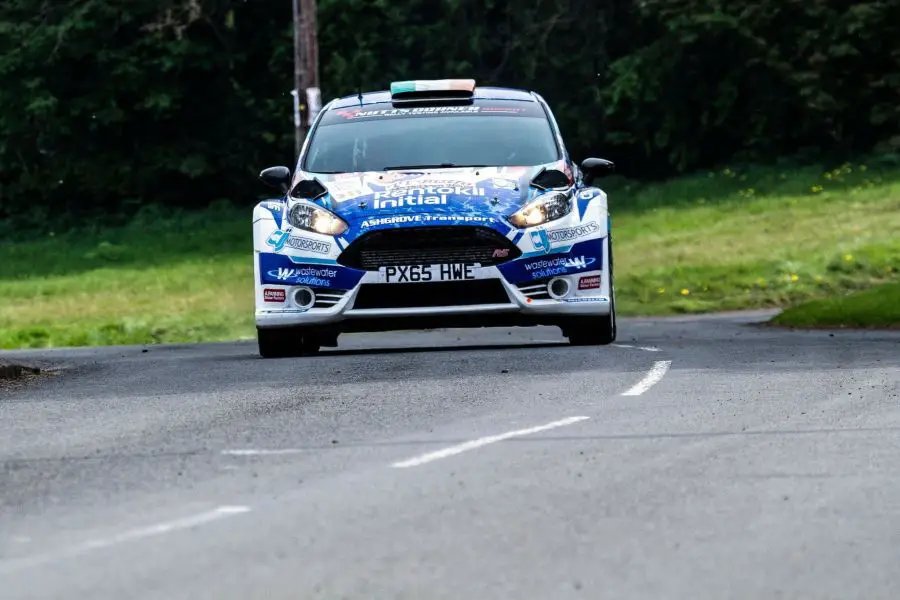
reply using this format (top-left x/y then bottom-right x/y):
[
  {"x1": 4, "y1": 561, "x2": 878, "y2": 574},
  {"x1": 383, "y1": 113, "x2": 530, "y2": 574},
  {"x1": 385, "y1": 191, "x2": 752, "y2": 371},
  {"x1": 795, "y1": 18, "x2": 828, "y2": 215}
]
[{"x1": 253, "y1": 79, "x2": 617, "y2": 357}]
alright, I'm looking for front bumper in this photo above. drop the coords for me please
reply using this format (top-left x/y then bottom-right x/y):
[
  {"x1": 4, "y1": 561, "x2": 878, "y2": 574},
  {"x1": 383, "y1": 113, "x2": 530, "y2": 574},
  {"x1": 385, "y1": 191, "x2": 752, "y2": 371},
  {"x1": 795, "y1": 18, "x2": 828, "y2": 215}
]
[{"x1": 255, "y1": 236, "x2": 611, "y2": 331}]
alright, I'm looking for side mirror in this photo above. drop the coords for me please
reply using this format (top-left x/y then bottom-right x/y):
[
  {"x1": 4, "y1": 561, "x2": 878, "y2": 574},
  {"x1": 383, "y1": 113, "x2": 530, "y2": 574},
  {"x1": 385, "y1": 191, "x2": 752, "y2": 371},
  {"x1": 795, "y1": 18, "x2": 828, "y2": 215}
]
[
  {"x1": 259, "y1": 166, "x2": 292, "y2": 193},
  {"x1": 580, "y1": 158, "x2": 615, "y2": 186}
]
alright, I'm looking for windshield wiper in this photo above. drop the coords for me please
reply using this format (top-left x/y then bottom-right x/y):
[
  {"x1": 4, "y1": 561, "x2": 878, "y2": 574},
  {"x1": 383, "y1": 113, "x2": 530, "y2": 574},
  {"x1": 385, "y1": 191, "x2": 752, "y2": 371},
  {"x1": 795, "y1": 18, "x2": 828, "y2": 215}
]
[{"x1": 382, "y1": 163, "x2": 487, "y2": 171}]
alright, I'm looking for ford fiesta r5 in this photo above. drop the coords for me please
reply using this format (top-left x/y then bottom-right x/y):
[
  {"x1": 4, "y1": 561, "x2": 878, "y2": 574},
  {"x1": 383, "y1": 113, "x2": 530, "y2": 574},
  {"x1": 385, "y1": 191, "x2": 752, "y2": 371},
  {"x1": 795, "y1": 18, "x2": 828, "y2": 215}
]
[{"x1": 252, "y1": 78, "x2": 617, "y2": 358}]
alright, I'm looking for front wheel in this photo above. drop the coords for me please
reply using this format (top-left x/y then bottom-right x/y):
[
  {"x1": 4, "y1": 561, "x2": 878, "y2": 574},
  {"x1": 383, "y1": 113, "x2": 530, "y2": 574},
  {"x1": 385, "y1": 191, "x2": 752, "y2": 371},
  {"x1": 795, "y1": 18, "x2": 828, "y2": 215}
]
[
  {"x1": 563, "y1": 311, "x2": 616, "y2": 346},
  {"x1": 257, "y1": 327, "x2": 322, "y2": 358},
  {"x1": 564, "y1": 231, "x2": 617, "y2": 345}
]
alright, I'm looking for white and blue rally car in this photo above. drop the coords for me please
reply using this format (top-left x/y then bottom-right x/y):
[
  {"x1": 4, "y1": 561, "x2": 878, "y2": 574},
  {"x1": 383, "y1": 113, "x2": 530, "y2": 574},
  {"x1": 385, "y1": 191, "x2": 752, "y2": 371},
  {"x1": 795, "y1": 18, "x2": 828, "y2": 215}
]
[{"x1": 253, "y1": 79, "x2": 617, "y2": 357}]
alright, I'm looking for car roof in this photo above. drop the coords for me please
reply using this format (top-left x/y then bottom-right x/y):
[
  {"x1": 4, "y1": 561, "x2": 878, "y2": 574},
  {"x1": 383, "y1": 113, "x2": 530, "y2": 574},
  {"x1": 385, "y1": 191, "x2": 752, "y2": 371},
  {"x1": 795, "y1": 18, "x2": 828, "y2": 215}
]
[{"x1": 328, "y1": 86, "x2": 537, "y2": 110}]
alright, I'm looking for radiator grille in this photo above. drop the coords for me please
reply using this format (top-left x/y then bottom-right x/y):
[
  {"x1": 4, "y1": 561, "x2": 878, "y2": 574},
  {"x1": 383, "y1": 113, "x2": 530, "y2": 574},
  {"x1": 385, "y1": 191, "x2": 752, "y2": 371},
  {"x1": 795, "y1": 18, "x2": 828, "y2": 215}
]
[{"x1": 339, "y1": 226, "x2": 520, "y2": 271}]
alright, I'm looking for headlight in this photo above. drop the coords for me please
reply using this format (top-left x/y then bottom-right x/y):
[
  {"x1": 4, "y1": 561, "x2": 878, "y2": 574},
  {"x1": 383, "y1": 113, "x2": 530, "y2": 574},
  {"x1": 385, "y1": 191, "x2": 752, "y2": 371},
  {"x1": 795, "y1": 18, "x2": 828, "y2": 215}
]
[
  {"x1": 287, "y1": 200, "x2": 348, "y2": 236},
  {"x1": 507, "y1": 192, "x2": 572, "y2": 228}
]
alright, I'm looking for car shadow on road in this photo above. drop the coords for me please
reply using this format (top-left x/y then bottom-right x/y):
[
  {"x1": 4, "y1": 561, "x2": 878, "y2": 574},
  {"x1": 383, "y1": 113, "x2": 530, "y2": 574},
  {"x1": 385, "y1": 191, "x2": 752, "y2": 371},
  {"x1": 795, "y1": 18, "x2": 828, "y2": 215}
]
[{"x1": 236, "y1": 341, "x2": 572, "y2": 360}]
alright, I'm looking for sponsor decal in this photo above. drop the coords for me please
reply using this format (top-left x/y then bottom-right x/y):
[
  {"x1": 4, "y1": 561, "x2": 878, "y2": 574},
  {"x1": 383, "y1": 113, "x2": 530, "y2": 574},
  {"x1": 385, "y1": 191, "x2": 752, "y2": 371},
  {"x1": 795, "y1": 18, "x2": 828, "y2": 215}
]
[
  {"x1": 529, "y1": 222, "x2": 600, "y2": 254},
  {"x1": 384, "y1": 178, "x2": 469, "y2": 189},
  {"x1": 259, "y1": 253, "x2": 365, "y2": 289},
  {"x1": 332, "y1": 106, "x2": 524, "y2": 120},
  {"x1": 492, "y1": 248, "x2": 510, "y2": 258},
  {"x1": 491, "y1": 178, "x2": 518, "y2": 190},
  {"x1": 498, "y1": 237, "x2": 603, "y2": 285},
  {"x1": 324, "y1": 178, "x2": 368, "y2": 202},
  {"x1": 530, "y1": 229, "x2": 550, "y2": 253},
  {"x1": 285, "y1": 236, "x2": 330, "y2": 254},
  {"x1": 265, "y1": 230, "x2": 331, "y2": 254},
  {"x1": 263, "y1": 288, "x2": 286, "y2": 303},
  {"x1": 267, "y1": 266, "x2": 339, "y2": 287},
  {"x1": 564, "y1": 256, "x2": 594, "y2": 269},
  {"x1": 578, "y1": 275, "x2": 602, "y2": 290},
  {"x1": 522, "y1": 255, "x2": 596, "y2": 279},
  {"x1": 564, "y1": 297, "x2": 609, "y2": 303},
  {"x1": 481, "y1": 107, "x2": 527, "y2": 114},
  {"x1": 579, "y1": 189, "x2": 598, "y2": 200},
  {"x1": 335, "y1": 106, "x2": 481, "y2": 119},
  {"x1": 261, "y1": 202, "x2": 285, "y2": 228},
  {"x1": 547, "y1": 221, "x2": 600, "y2": 243},
  {"x1": 360, "y1": 214, "x2": 494, "y2": 228},
  {"x1": 320, "y1": 170, "x2": 524, "y2": 205},
  {"x1": 266, "y1": 230, "x2": 290, "y2": 252},
  {"x1": 371, "y1": 185, "x2": 487, "y2": 209}
]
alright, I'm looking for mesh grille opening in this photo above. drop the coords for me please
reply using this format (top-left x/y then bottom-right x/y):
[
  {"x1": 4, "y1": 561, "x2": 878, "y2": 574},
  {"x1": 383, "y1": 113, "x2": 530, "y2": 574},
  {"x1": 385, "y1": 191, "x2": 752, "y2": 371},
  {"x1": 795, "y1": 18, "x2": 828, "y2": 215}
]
[{"x1": 339, "y1": 226, "x2": 520, "y2": 271}]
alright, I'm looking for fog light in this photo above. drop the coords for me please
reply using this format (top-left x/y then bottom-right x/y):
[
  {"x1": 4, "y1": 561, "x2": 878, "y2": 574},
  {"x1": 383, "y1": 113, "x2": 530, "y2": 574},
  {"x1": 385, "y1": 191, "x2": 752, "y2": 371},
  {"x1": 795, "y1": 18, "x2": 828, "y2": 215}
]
[
  {"x1": 547, "y1": 277, "x2": 570, "y2": 299},
  {"x1": 293, "y1": 287, "x2": 315, "y2": 309}
]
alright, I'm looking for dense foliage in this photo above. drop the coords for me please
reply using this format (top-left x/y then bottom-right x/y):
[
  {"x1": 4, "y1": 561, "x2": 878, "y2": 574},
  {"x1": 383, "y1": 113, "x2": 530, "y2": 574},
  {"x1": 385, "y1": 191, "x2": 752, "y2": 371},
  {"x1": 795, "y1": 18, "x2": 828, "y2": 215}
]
[{"x1": 1, "y1": 0, "x2": 898, "y2": 229}]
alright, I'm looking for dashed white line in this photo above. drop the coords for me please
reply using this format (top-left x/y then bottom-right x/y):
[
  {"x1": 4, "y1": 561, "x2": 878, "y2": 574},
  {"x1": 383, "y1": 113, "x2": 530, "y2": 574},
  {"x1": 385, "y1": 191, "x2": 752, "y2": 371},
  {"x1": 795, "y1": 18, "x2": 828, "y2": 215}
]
[
  {"x1": 75, "y1": 506, "x2": 251, "y2": 551},
  {"x1": 0, "y1": 506, "x2": 250, "y2": 573},
  {"x1": 622, "y1": 360, "x2": 672, "y2": 396},
  {"x1": 613, "y1": 343, "x2": 662, "y2": 352},
  {"x1": 391, "y1": 416, "x2": 590, "y2": 468},
  {"x1": 223, "y1": 449, "x2": 306, "y2": 456}
]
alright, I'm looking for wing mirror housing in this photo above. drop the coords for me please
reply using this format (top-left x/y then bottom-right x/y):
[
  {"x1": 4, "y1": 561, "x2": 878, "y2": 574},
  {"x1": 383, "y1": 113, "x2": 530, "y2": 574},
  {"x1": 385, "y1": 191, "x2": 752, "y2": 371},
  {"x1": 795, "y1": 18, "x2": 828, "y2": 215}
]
[
  {"x1": 580, "y1": 158, "x2": 615, "y2": 186},
  {"x1": 259, "y1": 166, "x2": 292, "y2": 193}
]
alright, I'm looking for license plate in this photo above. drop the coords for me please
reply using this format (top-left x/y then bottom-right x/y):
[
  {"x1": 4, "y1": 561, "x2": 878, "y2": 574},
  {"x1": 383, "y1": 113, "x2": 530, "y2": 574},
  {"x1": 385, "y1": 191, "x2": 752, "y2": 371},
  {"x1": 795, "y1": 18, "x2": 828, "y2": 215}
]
[{"x1": 378, "y1": 263, "x2": 481, "y2": 283}]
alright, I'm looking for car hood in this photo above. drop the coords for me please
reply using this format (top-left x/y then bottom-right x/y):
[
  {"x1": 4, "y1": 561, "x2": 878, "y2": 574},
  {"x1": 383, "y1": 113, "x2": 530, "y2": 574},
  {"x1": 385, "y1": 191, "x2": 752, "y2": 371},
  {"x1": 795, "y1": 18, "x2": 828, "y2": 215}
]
[{"x1": 296, "y1": 163, "x2": 569, "y2": 234}]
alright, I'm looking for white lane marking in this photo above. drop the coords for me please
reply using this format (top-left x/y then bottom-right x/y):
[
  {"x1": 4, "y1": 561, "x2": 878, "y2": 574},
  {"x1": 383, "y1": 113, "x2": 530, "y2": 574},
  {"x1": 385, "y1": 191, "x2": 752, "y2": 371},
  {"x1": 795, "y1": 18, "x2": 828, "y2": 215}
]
[
  {"x1": 0, "y1": 506, "x2": 250, "y2": 573},
  {"x1": 75, "y1": 506, "x2": 251, "y2": 550},
  {"x1": 391, "y1": 416, "x2": 590, "y2": 468},
  {"x1": 223, "y1": 449, "x2": 306, "y2": 456},
  {"x1": 622, "y1": 360, "x2": 672, "y2": 396},
  {"x1": 613, "y1": 343, "x2": 662, "y2": 352}
]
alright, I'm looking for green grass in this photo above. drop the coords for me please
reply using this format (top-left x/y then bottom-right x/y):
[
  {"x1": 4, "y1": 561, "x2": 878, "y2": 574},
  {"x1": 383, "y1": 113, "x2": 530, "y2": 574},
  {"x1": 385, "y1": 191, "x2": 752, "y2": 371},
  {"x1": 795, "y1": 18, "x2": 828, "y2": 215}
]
[
  {"x1": 769, "y1": 281, "x2": 900, "y2": 329},
  {"x1": 1, "y1": 158, "x2": 899, "y2": 348},
  {"x1": 609, "y1": 158, "x2": 900, "y2": 315}
]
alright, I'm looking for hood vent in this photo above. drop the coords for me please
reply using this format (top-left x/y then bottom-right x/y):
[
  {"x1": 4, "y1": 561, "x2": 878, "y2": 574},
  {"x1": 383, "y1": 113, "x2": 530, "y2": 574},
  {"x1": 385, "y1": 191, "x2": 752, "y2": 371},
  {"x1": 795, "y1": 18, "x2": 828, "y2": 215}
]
[
  {"x1": 530, "y1": 167, "x2": 571, "y2": 191},
  {"x1": 290, "y1": 178, "x2": 328, "y2": 200}
]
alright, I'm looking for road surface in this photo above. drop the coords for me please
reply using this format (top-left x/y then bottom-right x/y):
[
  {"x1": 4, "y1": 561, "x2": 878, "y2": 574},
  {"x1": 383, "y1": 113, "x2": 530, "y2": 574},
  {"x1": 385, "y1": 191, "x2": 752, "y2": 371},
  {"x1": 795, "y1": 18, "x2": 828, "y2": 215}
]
[{"x1": 2, "y1": 313, "x2": 899, "y2": 599}]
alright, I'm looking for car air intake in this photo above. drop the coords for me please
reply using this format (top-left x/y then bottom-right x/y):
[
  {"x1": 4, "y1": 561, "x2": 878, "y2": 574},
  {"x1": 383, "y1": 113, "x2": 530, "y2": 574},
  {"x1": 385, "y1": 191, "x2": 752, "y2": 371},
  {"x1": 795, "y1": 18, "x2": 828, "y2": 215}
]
[
  {"x1": 310, "y1": 287, "x2": 347, "y2": 308},
  {"x1": 515, "y1": 278, "x2": 552, "y2": 300},
  {"x1": 352, "y1": 280, "x2": 511, "y2": 310},
  {"x1": 338, "y1": 226, "x2": 521, "y2": 271}
]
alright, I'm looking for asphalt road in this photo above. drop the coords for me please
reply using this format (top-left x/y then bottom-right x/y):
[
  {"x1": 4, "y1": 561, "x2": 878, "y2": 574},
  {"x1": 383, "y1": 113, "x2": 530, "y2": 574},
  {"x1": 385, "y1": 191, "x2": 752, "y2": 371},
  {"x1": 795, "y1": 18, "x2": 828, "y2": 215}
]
[{"x1": 2, "y1": 312, "x2": 899, "y2": 600}]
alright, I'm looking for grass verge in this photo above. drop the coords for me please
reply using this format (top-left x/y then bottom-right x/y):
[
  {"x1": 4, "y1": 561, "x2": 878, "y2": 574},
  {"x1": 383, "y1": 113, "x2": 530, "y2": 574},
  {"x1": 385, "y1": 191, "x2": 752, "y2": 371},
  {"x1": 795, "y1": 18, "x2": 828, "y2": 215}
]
[
  {"x1": 1, "y1": 158, "x2": 899, "y2": 348},
  {"x1": 769, "y1": 281, "x2": 900, "y2": 329}
]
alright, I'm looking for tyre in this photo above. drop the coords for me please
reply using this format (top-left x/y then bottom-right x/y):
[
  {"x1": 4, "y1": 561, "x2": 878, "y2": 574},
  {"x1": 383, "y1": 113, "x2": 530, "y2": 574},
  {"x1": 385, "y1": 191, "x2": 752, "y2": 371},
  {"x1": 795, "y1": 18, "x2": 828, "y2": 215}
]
[
  {"x1": 565, "y1": 311, "x2": 616, "y2": 345},
  {"x1": 564, "y1": 231, "x2": 617, "y2": 346},
  {"x1": 257, "y1": 327, "x2": 322, "y2": 358}
]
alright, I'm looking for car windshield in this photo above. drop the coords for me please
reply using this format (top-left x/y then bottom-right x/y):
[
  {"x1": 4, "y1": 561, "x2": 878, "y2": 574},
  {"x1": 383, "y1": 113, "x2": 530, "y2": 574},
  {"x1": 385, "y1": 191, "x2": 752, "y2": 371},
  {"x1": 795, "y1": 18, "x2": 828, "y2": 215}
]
[{"x1": 303, "y1": 101, "x2": 560, "y2": 173}]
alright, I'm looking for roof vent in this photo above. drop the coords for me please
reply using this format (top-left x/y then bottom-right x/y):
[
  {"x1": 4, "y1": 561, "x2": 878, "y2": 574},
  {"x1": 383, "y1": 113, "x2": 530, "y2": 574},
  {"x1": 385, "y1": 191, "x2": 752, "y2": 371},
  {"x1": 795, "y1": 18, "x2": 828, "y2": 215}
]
[{"x1": 389, "y1": 79, "x2": 476, "y2": 106}]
